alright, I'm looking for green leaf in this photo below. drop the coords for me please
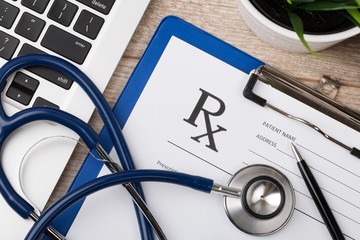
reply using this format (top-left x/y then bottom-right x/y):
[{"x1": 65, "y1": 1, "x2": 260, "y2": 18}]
[
  {"x1": 291, "y1": 0, "x2": 317, "y2": 2},
  {"x1": 297, "y1": 1, "x2": 360, "y2": 10},
  {"x1": 287, "y1": 11, "x2": 323, "y2": 59},
  {"x1": 347, "y1": 9, "x2": 360, "y2": 25}
]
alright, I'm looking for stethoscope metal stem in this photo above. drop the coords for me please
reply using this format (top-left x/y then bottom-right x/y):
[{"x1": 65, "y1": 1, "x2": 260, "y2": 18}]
[
  {"x1": 212, "y1": 183, "x2": 242, "y2": 198},
  {"x1": 95, "y1": 145, "x2": 167, "y2": 240},
  {"x1": 29, "y1": 212, "x2": 65, "y2": 240}
]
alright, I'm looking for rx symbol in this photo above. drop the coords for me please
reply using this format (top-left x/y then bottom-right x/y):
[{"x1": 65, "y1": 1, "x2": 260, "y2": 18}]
[{"x1": 184, "y1": 88, "x2": 227, "y2": 152}]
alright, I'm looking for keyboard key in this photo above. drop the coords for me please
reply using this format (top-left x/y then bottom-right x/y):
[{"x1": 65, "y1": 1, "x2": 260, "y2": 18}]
[
  {"x1": 13, "y1": 72, "x2": 39, "y2": 92},
  {"x1": 48, "y1": 0, "x2": 78, "y2": 27},
  {"x1": 6, "y1": 85, "x2": 32, "y2": 105},
  {"x1": 21, "y1": 0, "x2": 50, "y2": 14},
  {"x1": 41, "y1": 25, "x2": 91, "y2": 64},
  {"x1": 15, "y1": 12, "x2": 45, "y2": 41},
  {"x1": 76, "y1": 0, "x2": 114, "y2": 15},
  {"x1": 0, "y1": 0, "x2": 20, "y2": 29},
  {"x1": 73, "y1": 10, "x2": 104, "y2": 39},
  {"x1": 18, "y1": 43, "x2": 74, "y2": 89},
  {"x1": 1, "y1": 79, "x2": 6, "y2": 92},
  {"x1": 33, "y1": 97, "x2": 59, "y2": 109},
  {"x1": 0, "y1": 30, "x2": 19, "y2": 60}
]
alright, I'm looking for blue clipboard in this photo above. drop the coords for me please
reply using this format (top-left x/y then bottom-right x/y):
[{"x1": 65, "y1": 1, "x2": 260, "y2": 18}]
[{"x1": 50, "y1": 15, "x2": 264, "y2": 236}]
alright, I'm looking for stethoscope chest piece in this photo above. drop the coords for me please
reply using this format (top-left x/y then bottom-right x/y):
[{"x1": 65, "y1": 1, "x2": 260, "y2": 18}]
[{"x1": 224, "y1": 164, "x2": 295, "y2": 236}]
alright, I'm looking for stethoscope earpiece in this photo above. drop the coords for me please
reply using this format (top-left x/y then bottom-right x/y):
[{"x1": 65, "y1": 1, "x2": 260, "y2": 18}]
[{"x1": 224, "y1": 164, "x2": 295, "y2": 236}]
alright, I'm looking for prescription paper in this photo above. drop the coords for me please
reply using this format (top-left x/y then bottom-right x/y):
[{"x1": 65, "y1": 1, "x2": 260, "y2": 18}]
[{"x1": 68, "y1": 37, "x2": 360, "y2": 239}]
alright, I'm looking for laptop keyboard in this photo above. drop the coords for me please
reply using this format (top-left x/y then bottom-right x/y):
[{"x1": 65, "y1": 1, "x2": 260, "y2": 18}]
[{"x1": 0, "y1": 0, "x2": 114, "y2": 108}]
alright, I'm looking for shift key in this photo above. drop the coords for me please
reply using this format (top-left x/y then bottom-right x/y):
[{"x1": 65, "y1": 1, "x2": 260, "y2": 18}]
[
  {"x1": 41, "y1": 25, "x2": 91, "y2": 64},
  {"x1": 18, "y1": 43, "x2": 73, "y2": 90}
]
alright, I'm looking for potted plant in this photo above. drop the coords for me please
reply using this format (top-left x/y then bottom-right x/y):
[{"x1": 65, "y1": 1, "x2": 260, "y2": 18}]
[{"x1": 237, "y1": 0, "x2": 360, "y2": 58}]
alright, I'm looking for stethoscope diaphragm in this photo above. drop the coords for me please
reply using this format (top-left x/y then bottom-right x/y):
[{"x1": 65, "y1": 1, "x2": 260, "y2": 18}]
[{"x1": 224, "y1": 164, "x2": 295, "y2": 236}]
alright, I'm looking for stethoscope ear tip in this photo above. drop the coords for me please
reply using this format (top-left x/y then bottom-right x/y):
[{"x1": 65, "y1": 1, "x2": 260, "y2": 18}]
[{"x1": 224, "y1": 164, "x2": 295, "y2": 236}]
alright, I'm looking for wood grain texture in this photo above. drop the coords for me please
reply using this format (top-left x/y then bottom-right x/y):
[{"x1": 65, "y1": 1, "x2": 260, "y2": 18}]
[{"x1": 47, "y1": 0, "x2": 360, "y2": 207}]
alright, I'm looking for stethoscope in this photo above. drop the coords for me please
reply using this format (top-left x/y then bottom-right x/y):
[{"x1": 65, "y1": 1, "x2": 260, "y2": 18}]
[{"x1": 0, "y1": 54, "x2": 295, "y2": 240}]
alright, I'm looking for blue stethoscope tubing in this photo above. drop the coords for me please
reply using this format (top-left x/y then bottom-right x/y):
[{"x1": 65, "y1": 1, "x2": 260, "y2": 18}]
[
  {"x1": 0, "y1": 54, "x2": 153, "y2": 239},
  {"x1": 26, "y1": 169, "x2": 214, "y2": 240}
]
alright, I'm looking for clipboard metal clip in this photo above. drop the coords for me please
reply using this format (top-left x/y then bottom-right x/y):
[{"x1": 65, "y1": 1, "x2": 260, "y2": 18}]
[{"x1": 243, "y1": 65, "x2": 360, "y2": 159}]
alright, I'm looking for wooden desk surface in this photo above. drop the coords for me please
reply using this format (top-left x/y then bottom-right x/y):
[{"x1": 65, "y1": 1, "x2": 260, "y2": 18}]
[{"x1": 48, "y1": 0, "x2": 360, "y2": 206}]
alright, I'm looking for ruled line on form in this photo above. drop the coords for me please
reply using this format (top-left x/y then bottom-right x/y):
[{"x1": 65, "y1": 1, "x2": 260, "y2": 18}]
[{"x1": 167, "y1": 140, "x2": 233, "y2": 176}]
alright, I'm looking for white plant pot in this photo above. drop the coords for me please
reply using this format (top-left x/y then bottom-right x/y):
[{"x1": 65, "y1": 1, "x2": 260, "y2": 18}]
[{"x1": 237, "y1": 0, "x2": 360, "y2": 53}]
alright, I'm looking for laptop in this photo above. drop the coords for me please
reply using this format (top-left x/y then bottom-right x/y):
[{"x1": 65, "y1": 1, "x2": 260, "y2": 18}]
[{"x1": 0, "y1": 0, "x2": 150, "y2": 238}]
